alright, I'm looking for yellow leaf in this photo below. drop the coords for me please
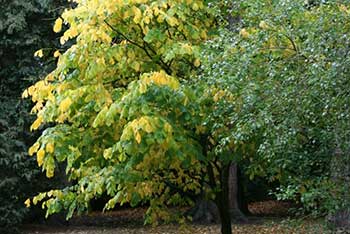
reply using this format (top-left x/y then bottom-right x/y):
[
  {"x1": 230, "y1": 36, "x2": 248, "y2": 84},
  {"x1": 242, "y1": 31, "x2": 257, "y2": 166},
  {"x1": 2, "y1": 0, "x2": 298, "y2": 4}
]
[
  {"x1": 45, "y1": 142, "x2": 55, "y2": 154},
  {"x1": 24, "y1": 198, "x2": 31, "y2": 208},
  {"x1": 200, "y1": 30, "x2": 207, "y2": 39},
  {"x1": 153, "y1": 6, "x2": 160, "y2": 16},
  {"x1": 46, "y1": 73, "x2": 55, "y2": 81},
  {"x1": 144, "y1": 123, "x2": 153, "y2": 133},
  {"x1": 34, "y1": 49, "x2": 44, "y2": 58},
  {"x1": 157, "y1": 15, "x2": 164, "y2": 23},
  {"x1": 194, "y1": 58, "x2": 201, "y2": 67},
  {"x1": 166, "y1": 16, "x2": 178, "y2": 27},
  {"x1": 53, "y1": 18, "x2": 63, "y2": 33},
  {"x1": 60, "y1": 36, "x2": 67, "y2": 45},
  {"x1": 132, "y1": 6, "x2": 142, "y2": 24},
  {"x1": 181, "y1": 43, "x2": 193, "y2": 54},
  {"x1": 37, "y1": 149, "x2": 45, "y2": 167},
  {"x1": 53, "y1": 50, "x2": 61, "y2": 58},
  {"x1": 29, "y1": 142, "x2": 40, "y2": 156},
  {"x1": 46, "y1": 168, "x2": 54, "y2": 178},
  {"x1": 164, "y1": 123, "x2": 172, "y2": 133},
  {"x1": 22, "y1": 89, "x2": 29, "y2": 99},
  {"x1": 339, "y1": 4, "x2": 350, "y2": 14},
  {"x1": 103, "y1": 148, "x2": 113, "y2": 160},
  {"x1": 57, "y1": 114, "x2": 66, "y2": 123},
  {"x1": 68, "y1": 26, "x2": 79, "y2": 38},
  {"x1": 30, "y1": 116, "x2": 43, "y2": 131},
  {"x1": 59, "y1": 97, "x2": 72, "y2": 112},
  {"x1": 239, "y1": 28, "x2": 250, "y2": 38},
  {"x1": 139, "y1": 83, "x2": 147, "y2": 93},
  {"x1": 135, "y1": 131, "x2": 142, "y2": 144},
  {"x1": 259, "y1": 20, "x2": 269, "y2": 29},
  {"x1": 133, "y1": 61, "x2": 141, "y2": 71},
  {"x1": 144, "y1": 16, "x2": 151, "y2": 24}
]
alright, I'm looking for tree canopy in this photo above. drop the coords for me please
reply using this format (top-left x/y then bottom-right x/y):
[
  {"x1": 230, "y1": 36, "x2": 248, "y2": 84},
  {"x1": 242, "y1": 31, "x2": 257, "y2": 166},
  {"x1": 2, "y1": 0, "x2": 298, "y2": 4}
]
[{"x1": 24, "y1": 0, "x2": 218, "y2": 225}]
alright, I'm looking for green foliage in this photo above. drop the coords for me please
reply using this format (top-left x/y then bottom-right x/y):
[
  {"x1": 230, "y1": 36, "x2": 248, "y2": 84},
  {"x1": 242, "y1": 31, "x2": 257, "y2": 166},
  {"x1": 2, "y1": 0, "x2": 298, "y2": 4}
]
[
  {"x1": 24, "y1": 0, "x2": 350, "y2": 230},
  {"x1": 24, "y1": 0, "x2": 218, "y2": 225},
  {"x1": 0, "y1": 119, "x2": 34, "y2": 234},
  {"x1": 200, "y1": 0, "x2": 350, "y2": 216}
]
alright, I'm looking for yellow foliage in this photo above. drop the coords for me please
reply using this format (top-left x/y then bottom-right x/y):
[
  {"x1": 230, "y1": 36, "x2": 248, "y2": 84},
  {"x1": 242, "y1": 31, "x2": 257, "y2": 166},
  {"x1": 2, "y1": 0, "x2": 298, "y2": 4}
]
[
  {"x1": 259, "y1": 20, "x2": 269, "y2": 29},
  {"x1": 29, "y1": 142, "x2": 40, "y2": 156},
  {"x1": 53, "y1": 18, "x2": 63, "y2": 33},
  {"x1": 37, "y1": 149, "x2": 45, "y2": 167},
  {"x1": 34, "y1": 49, "x2": 44, "y2": 58},
  {"x1": 181, "y1": 43, "x2": 193, "y2": 54},
  {"x1": 166, "y1": 16, "x2": 179, "y2": 27},
  {"x1": 25, "y1": 1, "x2": 213, "y2": 214},
  {"x1": 339, "y1": 4, "x2": 350, "y2": 14},
  {"x1": 53, "y1": 50, "x2": 61, "y2": 58},
  {"x1": 45, "y1": 143, "x2": 55, "y2": 154},
  {"x1": 132, "y1": 6, "x2": 142, "y2": 24},
  {"x1": 22, "y1": 89, "x2": 29, "y2": 98},
  {"x1": 213, "y1": 90, "x2": 226, "y2": 102},
  {"x1": 103, "y1": 148, "x2": 113, "y2": 160},
  {"x1": 24, "y1": 198, "x2": 31, "y2": 208},
  {"x1": 164, "y1": 123, "x2": 172, "y2": 134},
  {"x1": 46, "y1": 167, "x2": 54, "y2": 178},
  {"x1": 194, "y1": 58, "x2": 201, "y2": 67},
  {"x1": 59, "y1": 97, "x2": 72, "y2": 112},
  {"x1": 141, "y1": 71, "x2": 180, "y2": 90},
  {"x1": 240, "y1": 28, "x2": 250, "y2": 38},
  {"x1": 30, "y1": 116, "x2": 43, "y2": 131},
  {"x1": 135, "y1": 131, "x2": 142, "y2": 144}
]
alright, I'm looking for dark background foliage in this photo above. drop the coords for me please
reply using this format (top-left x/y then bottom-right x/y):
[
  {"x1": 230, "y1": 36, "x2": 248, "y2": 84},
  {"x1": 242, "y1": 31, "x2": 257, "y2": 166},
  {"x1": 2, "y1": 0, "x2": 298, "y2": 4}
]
[{"x1": 0, "y1": 1, "x2": 69, "y2": 233}]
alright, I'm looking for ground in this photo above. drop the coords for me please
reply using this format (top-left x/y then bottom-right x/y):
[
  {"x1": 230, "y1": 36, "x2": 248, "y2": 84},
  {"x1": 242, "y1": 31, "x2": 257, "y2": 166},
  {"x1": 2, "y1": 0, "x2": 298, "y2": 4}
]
[{"x1": 22, "y1": 201, "x2": 330, "y2": 234}]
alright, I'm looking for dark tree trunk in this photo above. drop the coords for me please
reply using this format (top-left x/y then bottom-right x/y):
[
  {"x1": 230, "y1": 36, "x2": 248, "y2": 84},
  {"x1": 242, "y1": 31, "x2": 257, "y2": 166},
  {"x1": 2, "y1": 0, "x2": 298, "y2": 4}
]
[
  {"x1": 225, "y1": 4, "x2": 249, "y2": 222},
  {"x1": 326, "y1": 146, "x2": 350, "y2": 230},
  {"x1": 228, "y1": 163, "x2": 248, "y2": 222},
  {"x1": 237, "y1": 167, "x2": 251, "y2": 216},
  {"x1": 186, "y1": 199, "x2": 219, "y2": 223},
  {"x1": 215, "y1": 164, "x2": 232, "y2": 234}
]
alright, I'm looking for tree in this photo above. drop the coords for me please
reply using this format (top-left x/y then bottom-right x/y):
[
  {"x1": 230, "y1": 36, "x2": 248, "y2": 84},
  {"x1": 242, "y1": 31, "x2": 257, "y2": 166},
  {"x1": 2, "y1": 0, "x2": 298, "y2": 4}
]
[
  {"x1": 200, "y1": 0, "x2": 350, "y2": 230},
  {"x1": 24, "y1": 0, "x2": 241, "y2": 231},
  {"x1": 0, "y1": 0, "x2": 69, "y2": 233}
]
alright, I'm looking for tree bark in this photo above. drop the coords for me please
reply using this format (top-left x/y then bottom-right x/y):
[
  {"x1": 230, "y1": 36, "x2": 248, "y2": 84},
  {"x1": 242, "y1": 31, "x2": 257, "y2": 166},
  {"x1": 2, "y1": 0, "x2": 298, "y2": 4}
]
[
  {"x1": 237, "y1": 167, "x2": 251, "y2": 215},
  {"x1": 326, "y1": 146, "x2": 350, "y2": 230},
  {"x1": 215, "y1": 164, "x2": 232, "y2": 234},
  {"x1": 228, "y1": 163, "x2": 248, "y2": 222},
  {"x1": 186, "y1": 199, "x2": 219, "y2": 223}
]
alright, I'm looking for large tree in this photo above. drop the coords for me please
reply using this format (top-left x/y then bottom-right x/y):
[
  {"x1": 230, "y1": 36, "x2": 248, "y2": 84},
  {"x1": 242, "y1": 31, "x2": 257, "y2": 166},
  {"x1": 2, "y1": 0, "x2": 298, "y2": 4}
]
[{"x1": 200, "y1": 0, "x2": 350, "y2": 230}]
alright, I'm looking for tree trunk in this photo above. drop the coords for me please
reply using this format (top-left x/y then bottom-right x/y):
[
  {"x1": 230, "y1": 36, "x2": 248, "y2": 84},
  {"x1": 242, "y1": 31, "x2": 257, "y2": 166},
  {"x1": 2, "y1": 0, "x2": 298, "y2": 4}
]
[
  {"x1": 237, "y1": 167, "x2": 251, "y2": 216},
  {"x1": 215, "y1": 164, "x2": 232, "y2": 234},
  {"x1": 326, "y1": 146, "x2": 350, "y2": 230},
  {"x1": 186, "y1": 199, "x2": 219, "y2": 223},
  {"x1": 228, "y1": 163, "x2": 248, "y2": 222}
]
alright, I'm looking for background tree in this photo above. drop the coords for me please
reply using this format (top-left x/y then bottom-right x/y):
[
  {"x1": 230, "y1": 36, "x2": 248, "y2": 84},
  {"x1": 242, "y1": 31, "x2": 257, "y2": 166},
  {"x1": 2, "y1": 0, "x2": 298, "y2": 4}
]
[
  {"x1": 200, "y1": 0, "x2": 350, "y2": 230},
  {"x1": 0, "y1": 0, "x2": 68, "y2": 233}
]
